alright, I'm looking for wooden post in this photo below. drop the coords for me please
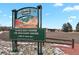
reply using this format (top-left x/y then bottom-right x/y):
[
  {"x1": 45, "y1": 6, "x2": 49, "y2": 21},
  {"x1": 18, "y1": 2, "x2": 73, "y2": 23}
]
[
  {"x1": 72, "y1": 39, "x2": 74, "y2": 49},
  {"x1": 43, "y1": 42, "x2": 44, "y2": 46},
  {"x1": 37, "y1": 5, "x2": 43, "y2": 55},
  {"x1": 12, "y1": 9, "x2": 18, "y2": 52},
  {"x1": 12, "y1": 9, "x2": 17, "y2": 28},
  {"x1": 12, "y1": 40, "x2": 18, "y2": 52}
]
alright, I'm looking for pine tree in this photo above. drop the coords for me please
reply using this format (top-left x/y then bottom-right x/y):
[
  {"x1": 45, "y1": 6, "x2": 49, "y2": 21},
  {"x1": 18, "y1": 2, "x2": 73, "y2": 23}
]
[
  {"x1": 76, "y1": 22, "x2": 79, "y2": 32},
  {"x1": 67, "y1": 22, "x2": 73, "y2": 32},
  {"x1": 62, "y1": 23, "x2": 68, "y2": 32},
  {"x1": 62, "y1": 22, "x2": 72, "y2": 32}
]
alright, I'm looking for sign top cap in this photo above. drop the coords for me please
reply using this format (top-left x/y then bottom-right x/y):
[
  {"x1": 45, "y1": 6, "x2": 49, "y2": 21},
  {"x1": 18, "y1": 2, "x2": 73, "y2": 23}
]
[{"x1": 37, "y1": 5, "x2": 42, "y2": 9}]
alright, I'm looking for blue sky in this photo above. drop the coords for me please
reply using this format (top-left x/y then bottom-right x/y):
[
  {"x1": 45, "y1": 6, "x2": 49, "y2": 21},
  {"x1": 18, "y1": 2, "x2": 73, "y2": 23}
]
[{"x1": 0, "y1": 3, "x2": 79, "y2": 29}]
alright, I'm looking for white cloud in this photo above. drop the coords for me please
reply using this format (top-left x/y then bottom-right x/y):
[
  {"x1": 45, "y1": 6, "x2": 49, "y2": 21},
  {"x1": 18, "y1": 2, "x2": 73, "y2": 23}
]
[
  {"x1": 54, "y1": 3, "x2": 63, "y2": 6},
  {"x1": 68, "y1": 16, "x2": 76, "y2": 23},
  {"x1": 3, "y1": 14, "x2": 7, "y2": 16},
  {"x1": 0, "y1": 10, "x2": 2, "y2": 13},
  {"x1": 68, "y1": 19, "x2": 73, "y2": 23},
  {"x1": 63, "y1": 5, "x2": 79, "y2": 12},
  {"x1": 9, "y1": 15, "x2": 12, "y2": 19},
  {"x1": 69, "y1": 16, "x2": 76, "y2": 19},
  {"x1": 45, "y1": 13, "x2": 50, "y2": 16}
]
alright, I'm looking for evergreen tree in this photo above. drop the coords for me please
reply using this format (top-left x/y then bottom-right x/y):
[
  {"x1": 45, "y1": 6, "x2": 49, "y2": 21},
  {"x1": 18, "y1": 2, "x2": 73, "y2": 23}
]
[
  {"x1": 67, "y1": 22, "x2": 73, "y2": 32},
  {"x1": 76, "y1": 22, "x2": 79, "y2": 32},
  {"x1": 62, "y1": 22, "x2": 72, "y2": 32},
  {"x1": 62, "y1": 23, "x2": 68, "y2": 32}
]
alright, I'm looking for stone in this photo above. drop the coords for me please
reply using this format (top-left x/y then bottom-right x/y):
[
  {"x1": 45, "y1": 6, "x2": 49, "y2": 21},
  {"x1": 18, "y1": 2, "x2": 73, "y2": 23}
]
[
  {"x1": 0, "y1": 39, "x2": 65, "y2": 55},
  {"x1": 52, "y1": 47, "x2": 64, "y2": 55}
]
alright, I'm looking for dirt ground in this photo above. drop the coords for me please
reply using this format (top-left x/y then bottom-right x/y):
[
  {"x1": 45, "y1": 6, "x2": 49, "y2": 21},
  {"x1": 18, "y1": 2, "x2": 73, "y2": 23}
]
[
  {"x1": 46, "y1": 31, "x2": 79, "y2": 55},
  {"x1": 46, "y1": 32, "x2": 79, "y2": 43}
]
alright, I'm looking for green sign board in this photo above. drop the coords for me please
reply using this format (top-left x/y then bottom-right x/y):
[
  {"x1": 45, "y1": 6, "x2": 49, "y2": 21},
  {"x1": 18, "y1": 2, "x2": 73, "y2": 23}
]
[
  {"x1": 10, "y1": 6, "x2": 46, "y2": 42},
  {"x1": 10, "y1": 5, "x2": 45, "y2": 54},
  {"x1": 10, "y1": 28, "x2": 46, "y2": 41}
]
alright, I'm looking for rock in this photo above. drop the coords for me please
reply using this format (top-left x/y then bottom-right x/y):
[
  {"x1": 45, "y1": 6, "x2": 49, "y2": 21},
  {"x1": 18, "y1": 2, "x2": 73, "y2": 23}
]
[
  {"x1": 0, "y1": 39, "x2": 65, "y2": 55},
  {"x1": 52, "y1": 48, "x2": 64, "y2": 55},
  {"x1": 0, "y1": 49, "x2": 3, "y2": 55},
  {"x1": 18, "y1": 52, "x2": 23, "y2": 55}
]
